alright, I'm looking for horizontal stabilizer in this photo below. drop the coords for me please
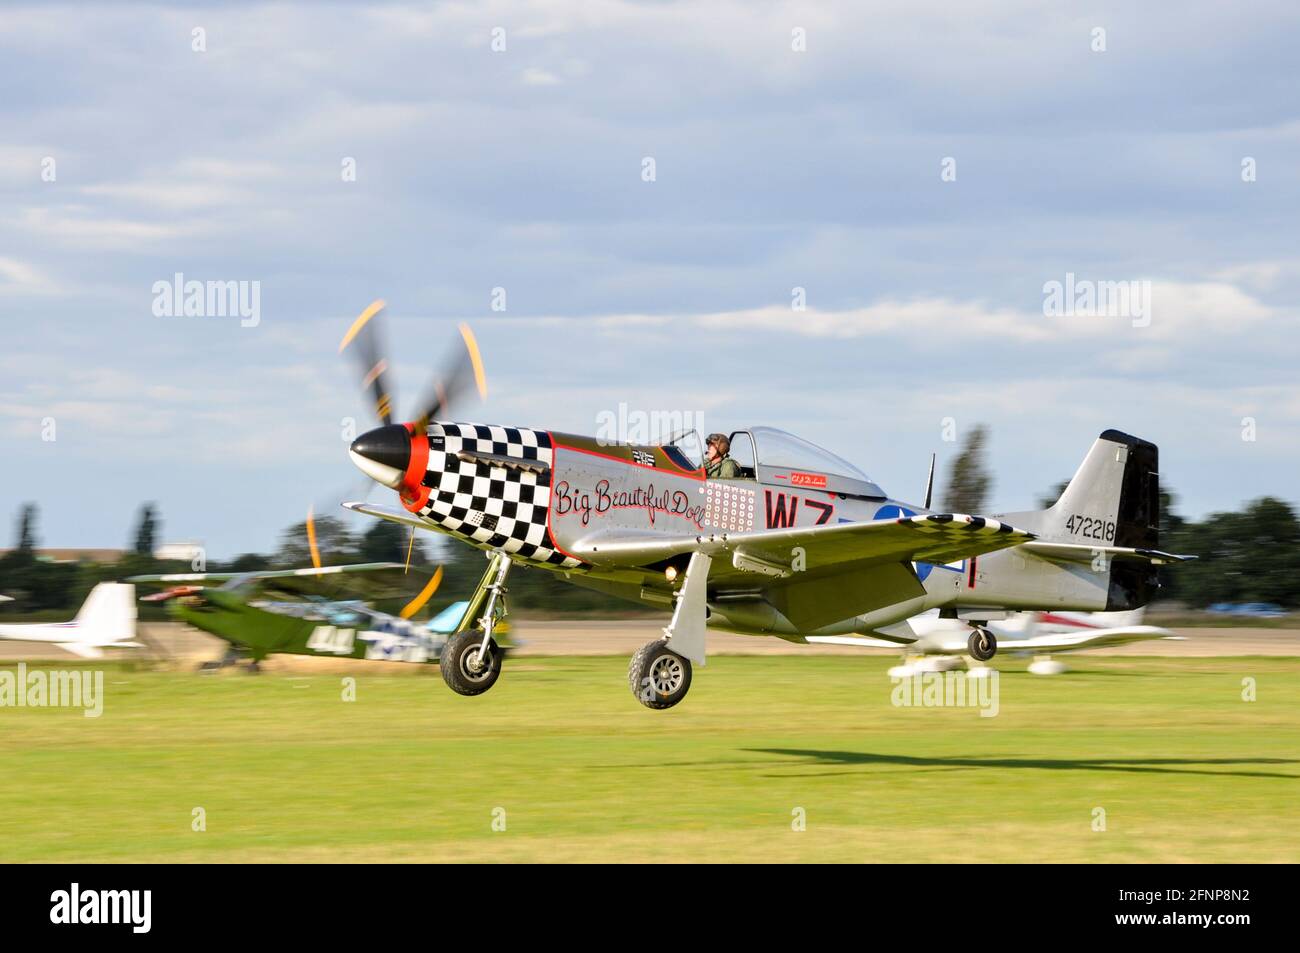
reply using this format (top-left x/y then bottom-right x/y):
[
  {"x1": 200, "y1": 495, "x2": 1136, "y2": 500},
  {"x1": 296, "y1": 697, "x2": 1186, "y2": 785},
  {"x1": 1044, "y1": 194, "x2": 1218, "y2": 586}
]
[
  {"x1": 57, "y1": 643, "x2": 103, "y2": 659},
  {"x1": 1021, "y1": 541, "x2": 1194, "y2": 565}
]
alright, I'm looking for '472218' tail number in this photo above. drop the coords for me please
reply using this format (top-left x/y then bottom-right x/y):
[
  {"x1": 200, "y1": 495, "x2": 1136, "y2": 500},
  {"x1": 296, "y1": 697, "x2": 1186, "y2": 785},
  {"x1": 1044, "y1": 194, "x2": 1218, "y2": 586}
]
[{"x1": 1065, "y1": 514, "x2": 1115, "y2": 542}]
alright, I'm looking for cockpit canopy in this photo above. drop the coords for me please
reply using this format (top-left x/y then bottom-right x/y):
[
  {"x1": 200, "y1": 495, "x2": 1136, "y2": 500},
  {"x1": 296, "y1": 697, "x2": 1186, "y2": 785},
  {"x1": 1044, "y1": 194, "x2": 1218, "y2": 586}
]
[
  {"x1": 747, "y1": 427, "x2": 885, "y2": 498},
  {"x1": 663, "y1": 426, "x2": 886, "y2": 498}
]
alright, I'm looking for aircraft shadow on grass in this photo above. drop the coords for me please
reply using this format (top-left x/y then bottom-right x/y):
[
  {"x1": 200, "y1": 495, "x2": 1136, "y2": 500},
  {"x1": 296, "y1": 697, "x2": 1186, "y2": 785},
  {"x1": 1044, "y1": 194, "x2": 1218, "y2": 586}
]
[{"x1": 748, "y1": 749, "x2": 1300, "y2": 781}]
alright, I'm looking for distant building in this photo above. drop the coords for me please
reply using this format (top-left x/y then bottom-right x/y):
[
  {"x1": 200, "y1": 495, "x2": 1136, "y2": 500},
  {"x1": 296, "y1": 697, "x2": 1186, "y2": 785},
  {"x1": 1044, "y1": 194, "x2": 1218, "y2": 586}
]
[
  {"x1": 153, "y1": 542, "x2": 205, "y2": 563},
  {"x1": 0, "y1": 548, "x2": 126, "y2": 564}
]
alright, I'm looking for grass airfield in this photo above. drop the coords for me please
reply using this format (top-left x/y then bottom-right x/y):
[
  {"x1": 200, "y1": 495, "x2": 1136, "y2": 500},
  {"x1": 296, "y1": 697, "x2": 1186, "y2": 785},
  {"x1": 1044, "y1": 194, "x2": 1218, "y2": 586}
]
[{"x1": 1, "y1": 654, "x2": 1297, "y2": 863}]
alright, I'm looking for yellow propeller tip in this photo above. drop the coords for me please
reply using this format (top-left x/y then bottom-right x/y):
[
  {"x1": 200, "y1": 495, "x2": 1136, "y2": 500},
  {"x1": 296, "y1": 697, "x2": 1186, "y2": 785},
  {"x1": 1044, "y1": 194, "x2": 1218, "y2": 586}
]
[
  {"x1": 338, "y1": 299, "x2": 386, "y2": 353},
  {"x1": 458, "y1": 322, "x2": 488, "y2": 399},
  {"x1": 400, "y1": 565, "x2": 444, "y2": 620},
  {"x1": 306, "y1": 505, "x2": 322, "y2": 570}
]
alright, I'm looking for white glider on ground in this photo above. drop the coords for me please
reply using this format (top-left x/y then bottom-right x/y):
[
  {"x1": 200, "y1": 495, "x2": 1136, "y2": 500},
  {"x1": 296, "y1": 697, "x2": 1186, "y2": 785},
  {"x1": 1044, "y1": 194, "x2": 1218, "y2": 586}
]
[
  {"x1": 807, "y1": 607, "x2": 1180, "y2": 675},
  {"x1": 0, "y1": 583, "x2": 141, "y2": 659}
]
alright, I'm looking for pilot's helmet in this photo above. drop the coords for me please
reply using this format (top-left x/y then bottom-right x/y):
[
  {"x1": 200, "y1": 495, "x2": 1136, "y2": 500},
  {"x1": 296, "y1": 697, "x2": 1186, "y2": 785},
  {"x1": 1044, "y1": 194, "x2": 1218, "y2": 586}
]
[{"x1": 706, "y1": 433, "x2": 730, "y2": 454}]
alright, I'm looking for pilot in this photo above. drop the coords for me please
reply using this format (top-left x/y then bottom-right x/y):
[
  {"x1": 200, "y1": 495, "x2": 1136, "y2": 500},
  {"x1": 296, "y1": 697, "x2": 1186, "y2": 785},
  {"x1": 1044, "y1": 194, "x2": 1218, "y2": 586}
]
[{"x1": 704, "y1": 433, "x2": 740, "y2": 479}]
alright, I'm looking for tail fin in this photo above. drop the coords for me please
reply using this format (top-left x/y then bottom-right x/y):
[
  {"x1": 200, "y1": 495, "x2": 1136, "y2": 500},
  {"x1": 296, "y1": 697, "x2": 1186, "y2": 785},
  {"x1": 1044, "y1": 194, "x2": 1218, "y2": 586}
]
[
  {"x1": 1011, "y1": 430, "x2": 1160, "y2": 547},
  {"x1": 73, "y1": 583, "x2": 138, "y2": 645},
  {"x1": 1003, "y1": 431, "x2": 1163, "y2": 611}
]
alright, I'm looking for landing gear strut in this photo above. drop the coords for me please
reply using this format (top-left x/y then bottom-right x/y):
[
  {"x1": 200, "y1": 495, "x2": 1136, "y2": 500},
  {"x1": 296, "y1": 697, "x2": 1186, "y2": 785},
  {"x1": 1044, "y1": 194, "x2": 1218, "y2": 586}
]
[
  {"x1": 967, "y1": 626, "x2": 998, "y2": 662},
  {"x1": 440, "y1": 552, "x2": 511, "y2": 696},
  {"x1": 628, "y1": 551, "x2": 709, "y2": 710}
]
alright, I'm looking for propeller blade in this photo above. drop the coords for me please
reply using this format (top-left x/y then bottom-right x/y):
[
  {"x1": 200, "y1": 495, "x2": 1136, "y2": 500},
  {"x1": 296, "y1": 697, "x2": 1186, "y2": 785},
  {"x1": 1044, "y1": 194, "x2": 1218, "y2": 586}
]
[
  {"x1": 306, "y1": 505, "x2": 322, "y2": 570},
  {"x1": 339, "y1": 299, "x2": 396, "y2": 426},
  {"x1": 409, "y1": 322, "x2": 488, "y2": 432},
  {"x1": 399, "y1": 565, "x2": 444, "y2": 620}
]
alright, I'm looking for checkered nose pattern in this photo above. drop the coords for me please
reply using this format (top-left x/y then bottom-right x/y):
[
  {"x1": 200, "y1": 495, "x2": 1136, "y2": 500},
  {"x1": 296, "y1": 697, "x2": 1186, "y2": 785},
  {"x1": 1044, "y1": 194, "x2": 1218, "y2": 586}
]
[{"x1": 417, "y1": 423, "x2": 582, "y2": 568}]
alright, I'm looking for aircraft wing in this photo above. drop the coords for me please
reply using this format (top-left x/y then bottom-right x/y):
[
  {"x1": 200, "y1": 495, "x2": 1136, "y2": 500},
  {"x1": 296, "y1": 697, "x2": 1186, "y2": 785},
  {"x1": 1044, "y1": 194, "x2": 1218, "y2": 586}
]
[
  {"x1": 343, "y1": 502, "x2": 1035, "y2": 577},
  {"x1": 907, "y1": 625, "x2": 1181, "y2": 654},
  {"x1": 804, "y1": 635, "x2": 913, "y2": 649},
  {"x1": 128, "y1": 563, "x2": 430, "y2": 602},
  {"x1": 977, "y1": 625, "x2": 1182, "y2": 653},
  {"x1": 127, "y1": 563, "x2": 406, "y2": 585},
  {"x1": 572, "y1": 513, "x2": 1036, "y2": 575},
  {"x1": 341, "y1": 502, "x2": 430, "y2": 530},
  {"x1": 808, "y1": 625, "x2": 1179, "y2": 654}
]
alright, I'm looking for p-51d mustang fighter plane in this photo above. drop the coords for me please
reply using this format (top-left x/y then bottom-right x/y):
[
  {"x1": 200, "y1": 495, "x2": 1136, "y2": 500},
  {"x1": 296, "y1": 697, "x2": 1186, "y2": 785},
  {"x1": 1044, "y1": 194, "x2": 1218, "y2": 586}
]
[
  {"x1": 335, "y1": 302, "x2": 1193, "y2": 709},
  {"x1": 128, "y1": 561, "x2": 511, "y2": 674}
]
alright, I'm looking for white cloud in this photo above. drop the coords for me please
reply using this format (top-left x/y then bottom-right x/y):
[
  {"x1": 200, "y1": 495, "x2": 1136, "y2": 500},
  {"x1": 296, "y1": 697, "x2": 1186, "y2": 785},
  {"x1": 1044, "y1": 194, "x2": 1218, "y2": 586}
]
[
  {"x1": 80, "y1": 181, "x2": 251, "y2": 212},
  {"x1": 6, "y1": 205, "x2": 193, "y2": 249},
  {"x1": 521, "y1": 67, "x2": 562, "y2": 86},
  {"x1": 540, "y1": 274, "x2": 1289, "y2": 349},
  {"x1": 0, "y1": 256, "x2": 54, "y2": 295}
]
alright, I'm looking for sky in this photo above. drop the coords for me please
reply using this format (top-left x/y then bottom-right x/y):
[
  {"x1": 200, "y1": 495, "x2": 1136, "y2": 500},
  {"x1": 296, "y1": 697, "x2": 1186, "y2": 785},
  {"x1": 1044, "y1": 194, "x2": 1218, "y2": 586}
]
[{"x1": 1, "y1": 1, "x2": 1298, "y2": 559}]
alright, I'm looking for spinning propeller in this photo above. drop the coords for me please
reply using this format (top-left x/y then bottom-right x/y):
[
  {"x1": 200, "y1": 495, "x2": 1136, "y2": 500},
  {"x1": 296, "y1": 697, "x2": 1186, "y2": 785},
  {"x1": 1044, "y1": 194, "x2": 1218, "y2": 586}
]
[
  {"x1": 302, "y1": 299, "x2": 487, "y2": 621},
  {"x1": 340, "y1": 299, "x2": 487, "y2": 503}
]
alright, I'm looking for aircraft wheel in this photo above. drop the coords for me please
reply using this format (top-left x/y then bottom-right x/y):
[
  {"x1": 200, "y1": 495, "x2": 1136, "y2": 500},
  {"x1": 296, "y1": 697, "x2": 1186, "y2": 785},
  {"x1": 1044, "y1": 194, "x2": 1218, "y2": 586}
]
[
  {"x1": 245, "y1": 660, "x2": 262, "y2": 675},
  {"x1": 440, "y1": 630, "x2": 502, "y2": 696},
  {"x1": 967, "y1": 628, "x2": 997, "y2": 662},
  {"x1": 628, "y1": 639, "x2": 692, "y2": 710},
  {"x1": 199, "y1": 647, "x2": 241, "y2": 672}
]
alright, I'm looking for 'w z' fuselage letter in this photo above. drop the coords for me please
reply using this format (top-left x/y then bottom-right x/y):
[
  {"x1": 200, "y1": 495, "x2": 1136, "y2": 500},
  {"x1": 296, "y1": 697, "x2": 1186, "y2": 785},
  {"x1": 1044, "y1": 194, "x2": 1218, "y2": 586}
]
[
  {"x1": 804, "y1": 499, "x2": 833, "y2": 525},
  {"x1": 765, "y1": 491, "x2": 798, "y2": 528},
  {"x1": 765, "y1": 491, "x2": 834, "y2": 528}
]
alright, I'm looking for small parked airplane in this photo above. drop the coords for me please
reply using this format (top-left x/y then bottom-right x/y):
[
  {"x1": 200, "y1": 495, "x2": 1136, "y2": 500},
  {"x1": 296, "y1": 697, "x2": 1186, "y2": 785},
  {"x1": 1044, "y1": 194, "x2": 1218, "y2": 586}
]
[
  {"x1": 806, "y1": 607, "x2": 1180, "y2": 675},
  {"x1": 0, "y1": 583, "x2": 141, "y2": 659},
  {"x1": 127, "y1": 560, "x2": 509, "y2": 676}
]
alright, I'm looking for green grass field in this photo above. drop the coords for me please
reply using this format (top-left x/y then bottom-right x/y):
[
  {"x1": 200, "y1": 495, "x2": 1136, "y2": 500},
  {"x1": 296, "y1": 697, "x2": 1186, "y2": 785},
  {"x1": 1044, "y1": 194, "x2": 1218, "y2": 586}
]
[{"x1": 2, "y1": 655, "x2": 1297, "y2": 862}]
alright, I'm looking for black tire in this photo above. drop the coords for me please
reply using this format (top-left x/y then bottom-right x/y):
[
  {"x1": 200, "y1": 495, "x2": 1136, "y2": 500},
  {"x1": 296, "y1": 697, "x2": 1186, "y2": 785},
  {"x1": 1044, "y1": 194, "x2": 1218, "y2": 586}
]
[
  {"x1": 200, "y1": 647, "x2": 241, "y2": 672},
  {"x1": 627, "y1": 638, "x2": 692, "y2": 710},
  {"x1": 967, "y1": 628, "x2": 997, "y2": 662},
  {"x1": 440, "y1": 630, "x2": 502, "y2": 696}
]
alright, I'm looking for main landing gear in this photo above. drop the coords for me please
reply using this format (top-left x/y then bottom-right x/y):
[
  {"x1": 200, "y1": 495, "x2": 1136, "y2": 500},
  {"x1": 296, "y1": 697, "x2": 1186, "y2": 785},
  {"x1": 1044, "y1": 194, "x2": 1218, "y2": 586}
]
[
  {"x1": 967, "y1": 625, "x2": 998, "y2": 662},
  {"x1": 628, "y1": 639, "x2": 693, "y2": 709},
  {"x1": 629, "y1": 551, "x2": 711, "y2": 710},
  {"x1": 440, "y1": 552, "x2": 511, "y2": 696}
]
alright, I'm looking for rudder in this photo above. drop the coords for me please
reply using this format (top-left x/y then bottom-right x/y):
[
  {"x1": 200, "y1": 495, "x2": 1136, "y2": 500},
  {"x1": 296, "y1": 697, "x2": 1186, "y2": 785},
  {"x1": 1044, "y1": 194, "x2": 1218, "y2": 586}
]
[
  {"x1": 74, "y1": 583, "x2": 138, "y2": 644},
  {"x1": 1026, "y1": 430, "x2": 1160, "y2": 548},
  {"x1": 1005, "y1": 431, "x2": 1163, "y2": 611}
]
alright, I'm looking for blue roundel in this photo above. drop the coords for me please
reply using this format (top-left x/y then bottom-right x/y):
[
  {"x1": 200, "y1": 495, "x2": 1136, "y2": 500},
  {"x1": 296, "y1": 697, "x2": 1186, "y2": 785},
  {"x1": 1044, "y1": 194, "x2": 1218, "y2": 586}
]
[{"x1": 873, "y1": 504, "x2": 933, "y2": 581}]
